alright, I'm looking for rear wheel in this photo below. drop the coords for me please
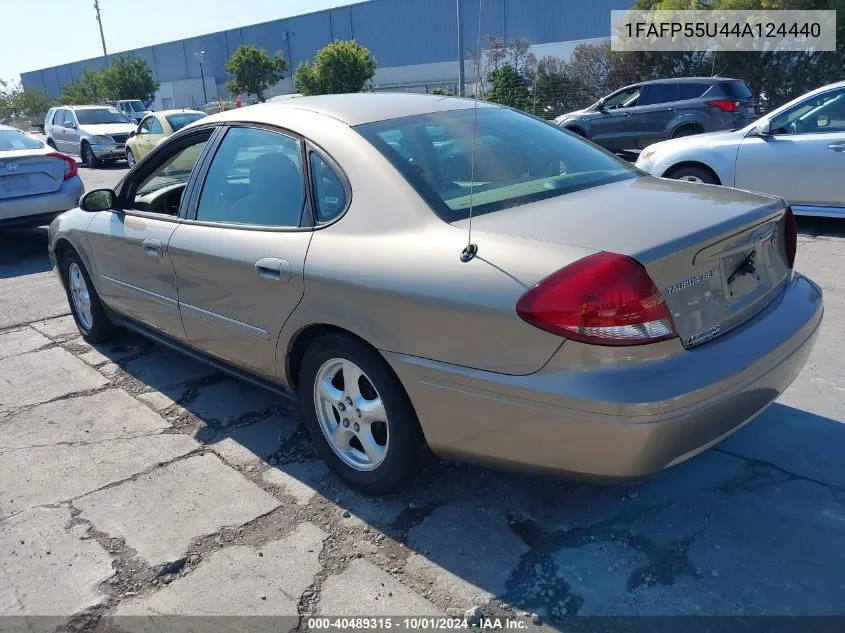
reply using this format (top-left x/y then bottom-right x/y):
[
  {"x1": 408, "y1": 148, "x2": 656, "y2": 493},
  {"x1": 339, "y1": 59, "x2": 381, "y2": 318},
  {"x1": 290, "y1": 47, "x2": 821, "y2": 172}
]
[
  {"x1": 81, "y1": 141, "x2": 101, "y2": 168},
  {"x1": 298, "y1": 333, "x2": 424, "y2": 495},
  {"x1": 666, "y1": 165, "x2": 719, "y2": 185},
  {"x1": 671, "y1": 125, "x2": 701, "y2": 139},
  {"x1": 61, "y1": 250, "x2": 118, "y2": 344}
]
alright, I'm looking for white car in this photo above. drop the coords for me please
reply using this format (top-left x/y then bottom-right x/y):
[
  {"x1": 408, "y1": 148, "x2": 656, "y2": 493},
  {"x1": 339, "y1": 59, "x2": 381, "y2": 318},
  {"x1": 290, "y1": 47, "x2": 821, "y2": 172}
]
[{"x1": 635, "y1": 80, "x2": 845, "y2": 218}]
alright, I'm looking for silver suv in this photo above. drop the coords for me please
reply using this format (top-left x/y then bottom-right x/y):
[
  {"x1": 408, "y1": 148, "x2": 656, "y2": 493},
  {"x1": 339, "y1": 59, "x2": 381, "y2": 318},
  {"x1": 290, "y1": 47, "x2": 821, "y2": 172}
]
[
  {"x1": 44, "y1": 105, "x2": 137, "y2": 168},
  {"x1": 554, "y1": 77, "x2": 757, "y2": 152}
]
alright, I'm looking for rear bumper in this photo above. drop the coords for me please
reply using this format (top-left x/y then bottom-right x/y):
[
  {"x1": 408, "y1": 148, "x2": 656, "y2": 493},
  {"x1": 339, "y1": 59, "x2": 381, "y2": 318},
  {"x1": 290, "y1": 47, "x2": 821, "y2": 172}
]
[
  {"x1": 386, "y1": 272, "x2": 823, "y2": 481},
  {"x1": 0, "y1": 177, "x2": 84, "y2": 228}
]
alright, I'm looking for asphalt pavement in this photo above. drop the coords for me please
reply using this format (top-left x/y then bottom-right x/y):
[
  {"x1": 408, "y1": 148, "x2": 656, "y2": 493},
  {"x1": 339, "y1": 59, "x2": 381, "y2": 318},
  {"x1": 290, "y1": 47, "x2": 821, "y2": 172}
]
[{"x1": 1, "y1": 164, "x2": 844, "y2": 631}]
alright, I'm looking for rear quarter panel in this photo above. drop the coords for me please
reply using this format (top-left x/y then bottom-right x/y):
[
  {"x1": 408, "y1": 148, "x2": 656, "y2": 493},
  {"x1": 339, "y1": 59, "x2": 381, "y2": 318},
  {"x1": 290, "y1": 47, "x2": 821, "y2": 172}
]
[{"x1": 273, "y1": 113, "x2": 597, "y2": 378}]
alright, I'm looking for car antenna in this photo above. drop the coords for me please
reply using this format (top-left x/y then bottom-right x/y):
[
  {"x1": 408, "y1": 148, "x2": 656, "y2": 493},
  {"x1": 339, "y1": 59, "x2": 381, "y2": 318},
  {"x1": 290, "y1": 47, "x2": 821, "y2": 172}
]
[{"x1": 460, "y1": 0, "x2": 483, "y2": 263}]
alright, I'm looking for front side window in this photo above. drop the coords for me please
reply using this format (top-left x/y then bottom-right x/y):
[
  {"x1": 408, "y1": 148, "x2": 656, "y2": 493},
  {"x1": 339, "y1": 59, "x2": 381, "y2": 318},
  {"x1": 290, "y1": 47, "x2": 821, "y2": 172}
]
[
  {"x1": 770, "y1": 88, "x2": 845, "y2": 135},
  {"x1": 76, "y1": 108, "x2": 132, "y2": 125},
  {"x1": 133, "y1": 133, "x2": 211, "y2": 213},
  {"x1": 149, "y1": 118, "x2": 164, "y2": 135},
  {"x1": 139, "y1": 117, "x2": 154, "y2": 134},
  {"x1": 195, "y1": 126, "x2": 305, "y2": 228},
  {"x1": 603, "y1": 87, "x2": 641, "y2": 109},
  {"x1": 355, "y1": 107, "x2": 638, "y2": 222}
]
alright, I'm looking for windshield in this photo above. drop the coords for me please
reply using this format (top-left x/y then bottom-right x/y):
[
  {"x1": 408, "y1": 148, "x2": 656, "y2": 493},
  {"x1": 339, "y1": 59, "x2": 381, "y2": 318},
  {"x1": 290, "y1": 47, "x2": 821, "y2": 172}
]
[
  {"x1": 76, "y1": 108, "x2": 132, "y2": 125},
  {"x1": 355, "y1": 107, "x2": 638, "y2": 221},
  {"x1": 165, "y1": 112, "x2": 206, "y2": 132},
  {"x1": 0, "y1": 129, "x2": 43, "y2": 151},
  {"x1": 129, "y1": 101, "x2": 146, "y2": 112}
]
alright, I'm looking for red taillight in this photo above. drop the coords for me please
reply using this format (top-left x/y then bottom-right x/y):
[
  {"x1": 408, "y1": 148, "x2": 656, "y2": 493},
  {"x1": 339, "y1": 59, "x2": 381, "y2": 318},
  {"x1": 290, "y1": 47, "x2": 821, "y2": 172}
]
[
  {"x1": 783, "y1": 206, "x2": 797, "y2": 269},
  {"x1": 516, "y1": 252, "x2": 677, "y2": 347},
  {"x1": 707, "y1": 99, "x2": 741, "y2": 113},
  {"x1": 47, "y1": 151, "x2": 78, "y2": 181}
]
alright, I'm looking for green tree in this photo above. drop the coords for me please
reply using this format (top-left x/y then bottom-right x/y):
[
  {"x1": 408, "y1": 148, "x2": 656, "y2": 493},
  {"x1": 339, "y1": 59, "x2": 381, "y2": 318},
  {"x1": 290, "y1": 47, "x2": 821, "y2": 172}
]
[
  {"x1": 485, "y1": 65, "x2": 531, "y2": 111},
  {"x1": 532, "y1": 56, "x2": 584, "y2": 117},
  {"x1": 225, "y1": 45, "x2": 289, "y2": 102},
  {"x1": 59, "y1": 69, "x2": 106, "y2": 104},
  {"x1": 100, "y1": 56, "x2": 160, "y2": 103},
  {"x1": 294, "y1": 40, "x2": 377, "y2": 95},
  {"x1": 430, "y1": 88, "x2": 454, "y2": 96}
]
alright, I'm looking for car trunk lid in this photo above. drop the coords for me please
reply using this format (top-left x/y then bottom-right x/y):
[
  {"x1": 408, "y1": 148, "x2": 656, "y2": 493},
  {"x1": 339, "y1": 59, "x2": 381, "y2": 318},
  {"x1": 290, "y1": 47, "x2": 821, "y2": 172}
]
[
  {"x1": 452, "y1": 177, "x2": 792, "y2": 348},
  {"x1": 0, "y1": 150, "x2": 67, "y2": 200}
]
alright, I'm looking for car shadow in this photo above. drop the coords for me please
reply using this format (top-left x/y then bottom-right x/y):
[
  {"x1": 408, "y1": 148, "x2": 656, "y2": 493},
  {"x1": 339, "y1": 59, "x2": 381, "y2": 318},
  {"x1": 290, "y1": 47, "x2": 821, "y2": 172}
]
[
  {"x1": 83, "y1": 334, "x2": 845, "y2": 623},
  {"x1": 0, "y1": 226, "x2": 53, "y2": 278},
  {"x1": 797, "y1": 216, "x2": 845, "y2": 238}
]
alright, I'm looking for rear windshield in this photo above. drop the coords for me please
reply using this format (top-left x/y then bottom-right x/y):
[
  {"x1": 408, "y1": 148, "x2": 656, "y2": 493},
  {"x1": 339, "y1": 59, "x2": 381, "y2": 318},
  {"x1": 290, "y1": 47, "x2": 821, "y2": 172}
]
[
  {"x1": 720, "y1": 81, "x2": 753, "y2": 100},
  {"x1": 76, "y1": 108, "x2": 132, "y2": 125},
  {"x1": 166, "y1": 112, "x2": 206, "y2": 132},
  {"x1": 0, "y1": 129, "x2": 43, "y2": 151},
  {"x1": 354, "y1": 107, "x2": 638, "y2": 222}
]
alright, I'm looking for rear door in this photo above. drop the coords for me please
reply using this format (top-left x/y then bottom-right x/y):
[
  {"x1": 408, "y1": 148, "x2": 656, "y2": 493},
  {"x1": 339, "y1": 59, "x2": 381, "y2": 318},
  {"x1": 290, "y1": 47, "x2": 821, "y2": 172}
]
[
  {"x1": 735, "y1": 85, "x2": 845, "y2": 210},
  {"x1": 632, "y1": 82, "x2": 679, "y2": 148},
  {"x1": 167, "y1": 124, "x2": 315, "y2": 380}
]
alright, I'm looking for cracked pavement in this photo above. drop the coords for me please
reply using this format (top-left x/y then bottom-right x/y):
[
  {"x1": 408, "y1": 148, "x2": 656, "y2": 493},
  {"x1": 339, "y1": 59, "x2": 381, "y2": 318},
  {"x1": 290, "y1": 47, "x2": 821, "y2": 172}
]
[{"x1": 1, "y1": 166, "x2": 844, "y2": 631}]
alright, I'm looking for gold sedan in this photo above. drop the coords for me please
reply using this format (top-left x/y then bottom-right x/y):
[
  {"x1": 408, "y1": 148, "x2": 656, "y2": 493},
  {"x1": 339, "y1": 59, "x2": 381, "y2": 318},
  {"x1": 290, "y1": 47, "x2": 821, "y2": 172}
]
[{"x1": 125, "y1": 109, "x2": 207, "y2": 167}]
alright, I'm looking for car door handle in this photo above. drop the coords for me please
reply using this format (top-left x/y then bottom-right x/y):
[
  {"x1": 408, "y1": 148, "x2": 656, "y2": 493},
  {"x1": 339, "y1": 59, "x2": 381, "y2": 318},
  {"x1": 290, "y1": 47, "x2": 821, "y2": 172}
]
[
  {"x1": 254, "y1": 257, "x2": 292, "y2": 283},
  {"x1": 828, "y1": 142, "x2": 845, "y2": 152},
  {"x1": 142, "y1": 238, "x2": 162, "y2": 257}
]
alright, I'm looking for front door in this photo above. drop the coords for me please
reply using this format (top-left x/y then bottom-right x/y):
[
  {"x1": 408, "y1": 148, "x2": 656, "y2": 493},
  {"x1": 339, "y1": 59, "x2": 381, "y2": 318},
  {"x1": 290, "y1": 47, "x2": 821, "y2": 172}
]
[
  {"x1": 134, "y1": 115, "x2": 158, "y2": 159},
  {"x1": 84, "y1": 127, "x2": 216, "y2": 341},
  {"x1": 167, "y1": 125, "x2": 313, "y2": 380},
  {"x1": 590, "y1": 85, "x2": 642, "y2": 151},
  {"x1": 52, "y1": 110, "x2": 73, "y2": 153},
  {"x1": 735, "y1": 86, "x2": 845, "y2": 210}
]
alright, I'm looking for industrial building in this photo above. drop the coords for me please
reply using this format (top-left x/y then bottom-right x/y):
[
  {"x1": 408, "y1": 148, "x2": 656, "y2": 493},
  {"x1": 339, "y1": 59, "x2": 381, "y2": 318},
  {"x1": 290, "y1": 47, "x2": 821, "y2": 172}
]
[{"x1": 21, "y1": 0, "x2": 635, "y2": 111}]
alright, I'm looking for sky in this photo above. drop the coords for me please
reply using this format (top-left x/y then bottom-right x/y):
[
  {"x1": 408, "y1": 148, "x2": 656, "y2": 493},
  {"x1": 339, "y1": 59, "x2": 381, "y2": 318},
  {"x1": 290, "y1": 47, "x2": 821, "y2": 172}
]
[{"x1": 0, "y1": 0, "x2": 356, "y2": 84}]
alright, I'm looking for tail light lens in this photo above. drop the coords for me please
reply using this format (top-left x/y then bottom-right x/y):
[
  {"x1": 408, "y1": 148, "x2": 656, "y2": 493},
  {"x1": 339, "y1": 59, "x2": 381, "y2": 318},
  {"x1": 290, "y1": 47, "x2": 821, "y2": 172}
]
[
  {"x1": 707, "y1": 99, "x2": 741, "y2": 113},
  {"x1": 47, "y1": 151, "x2": 78, "y2": 181},
  {"x1": 783, "y1": 206, "x2": 797, "y2": 269},
  {"x1": 516, "y1": 252, "x2": 677, "y2": 346}
]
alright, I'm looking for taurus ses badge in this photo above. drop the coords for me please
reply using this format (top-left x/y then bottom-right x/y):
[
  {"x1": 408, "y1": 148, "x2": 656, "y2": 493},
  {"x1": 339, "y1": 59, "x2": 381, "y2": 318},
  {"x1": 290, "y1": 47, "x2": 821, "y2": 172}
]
[{"x1": 727, "y1": 249, "x2": 757, "y2": 285}]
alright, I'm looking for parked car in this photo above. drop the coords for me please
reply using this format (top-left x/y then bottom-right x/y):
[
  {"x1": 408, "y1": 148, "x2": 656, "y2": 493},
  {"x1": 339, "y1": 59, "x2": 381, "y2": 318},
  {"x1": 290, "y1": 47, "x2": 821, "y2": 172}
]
[
  {"x1": 554, "y1": 77, "x2": 757, "y2": 152},
  {"x1": 116, "y1": 99, "x2": 153, "y2": 124},
  {"x1": 0, "y1": 124, "x2": 83, "y2": 229},
  {"x1": 44, "y1": 105, "x2": 136, "y2": 168},
  {"x1": 635, "y1": 80, "x2": 845, "y2": 218},
  {"x1": 48, "y1": 94, "x2": 822, "y2": 495},
  {"x1": 125, "y1": 109, "x2": 207, "y2": 167}
]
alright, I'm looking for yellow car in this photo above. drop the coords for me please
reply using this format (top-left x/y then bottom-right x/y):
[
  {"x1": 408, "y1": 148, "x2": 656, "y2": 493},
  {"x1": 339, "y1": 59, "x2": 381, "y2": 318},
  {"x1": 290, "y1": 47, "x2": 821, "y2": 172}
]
[{"x1": 125, "y1": 109, "x2": 207, "y2": 167}]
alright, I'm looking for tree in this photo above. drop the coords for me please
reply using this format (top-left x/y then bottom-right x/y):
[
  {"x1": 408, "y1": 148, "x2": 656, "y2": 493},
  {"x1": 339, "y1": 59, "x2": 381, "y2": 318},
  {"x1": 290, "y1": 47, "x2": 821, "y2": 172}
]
[
  {"x1": 294, "y1": 40, "x2": 377, "y2": 96},
  {"x1": 533, "y1": 56, "x2": 584, "y2": 117},
  {"x1": 430, "y1": 88, "x2": 455, "y2": 96},
  {"x1": 485, "y1": 65, "x2": 531, "y2": 111},
  {"x1": 470, "y1": 36, "x2": 538, "y2": 97},
  {"x1": 99, "y1": 57, "x2": 159, "y2": 103},
  {"x1": 225, "y1": 45, "x2": 289, "y2": 102},
  {"x1": 59, "y1": 69, "x2": 105, "y2": 105}
]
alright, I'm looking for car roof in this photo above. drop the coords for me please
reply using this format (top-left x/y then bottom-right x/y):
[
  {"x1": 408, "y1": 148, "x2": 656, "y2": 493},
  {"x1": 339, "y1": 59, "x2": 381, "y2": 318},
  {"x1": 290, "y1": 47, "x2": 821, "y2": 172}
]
[
  {"x1": 638, "y1": 76, "x2": 743, "y2": 86},
  {"x1": 203, "y1": 92, "x2": 498, "y2": 127},
  {"x1": 156, "y1": 109, "x2": 205, "y2": 116}
]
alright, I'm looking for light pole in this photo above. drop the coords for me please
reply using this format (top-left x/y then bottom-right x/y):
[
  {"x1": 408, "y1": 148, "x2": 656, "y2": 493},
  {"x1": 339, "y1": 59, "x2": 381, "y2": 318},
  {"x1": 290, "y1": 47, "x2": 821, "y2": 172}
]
[
  {"x1": 194, "y1": 50, "x2": 208, "y2": 106},
  {"x1": 94, "y1": 0, "x2": 108, "y2": 62},
  {"x1": 456, "y1": 0, "x2": 465, "y2": 97}
]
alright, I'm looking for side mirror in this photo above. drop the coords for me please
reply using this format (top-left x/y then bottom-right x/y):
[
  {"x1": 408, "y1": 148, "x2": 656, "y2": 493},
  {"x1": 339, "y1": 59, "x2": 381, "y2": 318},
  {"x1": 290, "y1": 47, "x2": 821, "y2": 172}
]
[
  {"x1": 65, "y1": 122, "x2": 77, "y2": 129},
  {"x1": 129, "y1": 130, "x2": 137, "y2": 138},
  {"x1": 80, "y1": 189, "x2": 116, "y2": 212},
  {"x1": 596, "y1": 99, "x2": 606, "y2": 112},
  {"x1": 754, "y1": 120, "x2": 771, "y2": 136}
]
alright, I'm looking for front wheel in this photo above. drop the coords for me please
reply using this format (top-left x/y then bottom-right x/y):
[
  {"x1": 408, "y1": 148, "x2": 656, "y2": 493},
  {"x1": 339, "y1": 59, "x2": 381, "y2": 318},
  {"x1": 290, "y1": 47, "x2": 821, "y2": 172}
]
[
  {"x1": 61, "y1": 251, "x2": 118, "y2": 344},
  {"x1": 298, "y1": 334, "x2": 424, "y2": 495},
  {"x1": 126, "y1": 147, "x2": 136, "y2": 168},
  {"x1": 81, "y1": 142, "x2": 101, "y2": 168},
  {"x1": 667, "y1": 165, "x2": 719, "y2": 185}
]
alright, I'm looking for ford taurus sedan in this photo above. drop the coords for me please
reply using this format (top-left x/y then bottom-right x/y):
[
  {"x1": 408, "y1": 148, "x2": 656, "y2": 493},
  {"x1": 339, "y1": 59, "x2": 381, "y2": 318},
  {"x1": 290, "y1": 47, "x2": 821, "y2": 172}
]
[{"x1": 47, "y1": 94, "x2": 823, "y2": 495}]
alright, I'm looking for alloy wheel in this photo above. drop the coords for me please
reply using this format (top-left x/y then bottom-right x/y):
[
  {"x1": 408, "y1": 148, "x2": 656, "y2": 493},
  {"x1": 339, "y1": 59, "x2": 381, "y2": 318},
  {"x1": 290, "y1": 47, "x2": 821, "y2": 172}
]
[
  {"x1": 313, "y1": 358, "x2": 390, "y2": 471},
  {"x1": 68, "y1": 262, "x2": 93, "y2": 330}
]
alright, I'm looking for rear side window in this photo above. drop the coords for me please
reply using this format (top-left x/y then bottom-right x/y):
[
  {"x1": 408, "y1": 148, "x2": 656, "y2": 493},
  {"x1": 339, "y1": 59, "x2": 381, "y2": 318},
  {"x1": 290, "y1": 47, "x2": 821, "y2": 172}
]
[
  {"x1": 309, "y1": 152, "x2": 347, "y2": 223},
  {"x1": 720, "y1": 81, "x2": 753, "y2": 100},
  {"x1": 678, "y1": 83, "x2": 710, "y2": 100},
  {"x1": 639, "y1": 83, "x2": 679, "y2": 106}
]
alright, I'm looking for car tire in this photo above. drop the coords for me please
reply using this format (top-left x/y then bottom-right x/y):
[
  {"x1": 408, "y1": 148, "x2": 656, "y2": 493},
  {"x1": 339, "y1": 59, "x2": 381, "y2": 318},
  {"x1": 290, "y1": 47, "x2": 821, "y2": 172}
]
[
  {"x1": 126, "y1": 148, "x2": 136, "y2": 168},
  {"x1": 671, "y1": 126, "x2": 701, "y2": 139},
  {"x1": 667, "y1": 165, "x2": 719, "y2": 185},
  {"x1": 61, "y1": 250, "x2": 119, "y2": 344},
  {"x1": 81, "y1": 141, "x2": 101, "y2": 168},
  {"x1": 298, "y1": 333, "x2": 424, "y2": 495}
]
